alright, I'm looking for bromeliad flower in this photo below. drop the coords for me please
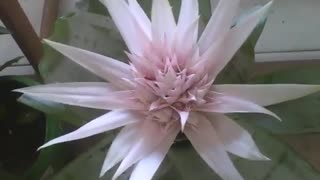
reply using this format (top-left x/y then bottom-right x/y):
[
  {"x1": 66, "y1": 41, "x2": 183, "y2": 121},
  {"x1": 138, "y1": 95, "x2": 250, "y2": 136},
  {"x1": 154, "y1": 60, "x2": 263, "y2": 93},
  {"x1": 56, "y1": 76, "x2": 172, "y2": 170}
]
[{"x1": 16, "y1": 0, "x2": 320, "y2": 179}]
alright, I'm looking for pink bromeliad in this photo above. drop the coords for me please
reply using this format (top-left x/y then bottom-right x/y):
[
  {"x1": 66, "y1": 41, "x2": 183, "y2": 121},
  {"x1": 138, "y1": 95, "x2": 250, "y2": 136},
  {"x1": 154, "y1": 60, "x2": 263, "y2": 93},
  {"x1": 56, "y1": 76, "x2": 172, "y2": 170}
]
[{"x1": 16, "y1": 0, "x2": 320, "y2": 179}]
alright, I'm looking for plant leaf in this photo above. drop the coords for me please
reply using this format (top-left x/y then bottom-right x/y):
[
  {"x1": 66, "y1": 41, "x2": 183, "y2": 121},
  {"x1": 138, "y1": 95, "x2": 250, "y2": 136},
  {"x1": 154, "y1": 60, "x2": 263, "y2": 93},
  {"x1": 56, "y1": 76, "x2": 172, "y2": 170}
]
[
  {"x1": 0, "y1": 56, "x2": 23, "y2": 72},
  {"x1": 0, "y1": 26, "x2": 10, "y2": 35},
  {"x1": 50, "y1": 135, "x2": 123, "y2": 180},
  {"x1": 18, "y1": 95, "x2": 84, "y2": 127},
  {"x1": 164, "y1": 121, "x2": 320, "y2": 180},
  {"x1": 215, "y1": 8, "x2": 268, "y2": 84},
  {"x1": 233, "y1": 121, "x2": 320, "y2": 180},
  {"x1": 24, "y1": 116, "x2": 71, "y2": 180},
  {"x1": 14, "y1": 77, "x2": 84, "y2": 126},
  {"x1": 246, "y1": 67, "x2": 320, "y2": 134},
  {"x1": 39, "y1": 13, "x2": 126, "y2": 83}
]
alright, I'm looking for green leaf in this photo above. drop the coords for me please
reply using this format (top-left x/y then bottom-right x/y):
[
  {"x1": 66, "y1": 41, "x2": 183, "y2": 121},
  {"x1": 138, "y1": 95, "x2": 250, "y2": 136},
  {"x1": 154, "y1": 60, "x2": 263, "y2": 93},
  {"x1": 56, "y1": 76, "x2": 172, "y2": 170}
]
[
  {"x1": 215, "y1": 9, "x2": 268, "y2": 84},
  {"x1": 18, "y1": 95, "x2": 84, "y2": 127},
  {"x1": 24, "y1": 116, "x2": 70, "y2": 180},
  {"x1": 50, "y1": 135, "x2": 122, "y2": 180},
  {"x1": 0, "y1": 56, "x2": 23, "y2": 72},
  {"x1": 38, "y1": 12, "x2": 126, "y2": 123},
  {"x1": 13, "y1": 77, "x2": 84, "y2": 126},
  {"x1": 165, "y1": 122, "x2": 320, "y2": 180},
  {"x1": 246, "y1": 67, "x2": 320, "y2": 134},
  {"x1": 234, "y1": 122, "x2": 320, "y2": 180},
  {"x1": 39, "y1": 13, "x2": 126, "y2": 83},
  {"x1": 0, "y1": 26, "x2": 10, "y2": 35},
  {"x1": 168, "y1": 143, "x2": 220, "y2": 180},
  {"x1": 0, "y1": 169, "x2": 25, "y2": 180}
]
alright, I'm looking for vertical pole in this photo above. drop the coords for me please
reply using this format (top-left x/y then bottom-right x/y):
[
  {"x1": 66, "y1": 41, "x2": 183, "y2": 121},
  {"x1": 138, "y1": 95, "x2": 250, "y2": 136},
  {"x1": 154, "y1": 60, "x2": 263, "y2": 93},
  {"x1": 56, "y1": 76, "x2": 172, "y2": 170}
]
[
  {"x1": 40, "y1": 0, "x2": 60, "y2": 38},
  {"x1": 0, "y1": 0, "x2": 43, "y2": 74}
]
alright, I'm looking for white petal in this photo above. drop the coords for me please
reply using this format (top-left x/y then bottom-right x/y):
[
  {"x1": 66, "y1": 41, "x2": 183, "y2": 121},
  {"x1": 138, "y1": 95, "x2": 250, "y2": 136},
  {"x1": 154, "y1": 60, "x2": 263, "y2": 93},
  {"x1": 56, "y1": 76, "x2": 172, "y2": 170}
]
[
  {"x1": 15, "y1": 82, "x2": 144, "y2": 110},
  {"x1": 129, "y1": 124, "x2": 179, "y2": 180},
  {"x1": 207, "y1": 113, "x2": 269, "y2": 160},
  {"x1": 151, "y1": 0, "x2": 176, "y2": 43},
  {"x1": 196, "y1": 92, "x2": 281, "y2": 120},
  {"x1": 44, "y1": 40, "x2": 131, "y2": 89},
  {"x1": 100, "y1": 0, "x2": 150, "y2": 55},
  {"x1": 214, "y1": 84, "x2": 320, "y2": 106},
  {"x1": 128, "y1": 0, "x2": 151, "y2": 39},
  {"x1": 100, "y1": 124, "x2": 140, "y2": 177},
  {"x1": 178, "y1": 111, "x2": 190, "y2": 131},
  {"x1": 177, "y1": 0, "x2": 199, "y2": 41},
  {"x1": 185, "y1": 113, "x2": 244, "y2": 180},
  {"x1": 198, "y1": 0, "x2": 240, "y2": 53},
  {"x1": 39, "y1": 110, "x2": 142, "y2": 149},
  {"x1": 112, "y1": 120, "x2": 172, "y2": 180},
  {"x1": 204, "y1": 1, "x2": 273, "y2": 79},
  {"x1": 175, "y1": 19, "x2": 199, "y2": 56}
]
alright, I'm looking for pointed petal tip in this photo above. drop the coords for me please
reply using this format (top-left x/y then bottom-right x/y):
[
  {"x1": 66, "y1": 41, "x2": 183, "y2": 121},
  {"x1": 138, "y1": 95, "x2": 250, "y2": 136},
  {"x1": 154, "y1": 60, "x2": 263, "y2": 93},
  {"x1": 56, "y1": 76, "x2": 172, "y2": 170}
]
[
  {"x1": 263, "y1": 155, "x2": 271, "y2": 161},
  {"x1": 43, "y1": 39, "x2": 56, "y2": 46},
  {"x1": 250, "y1": 152, "x2": 271, "y2": 161},
  {"x1": 12, "y1": 88, "x2": 24, "y2": 93},
  {"x1": 178, "y1": 111, "x2": 190, "y2": 132},
  {"x1": 273, "y1": 113, "x2": 282, "y2": 122},
  {"x1": 258, "y1": 0, "x2": 273, "y2": 17},
  {"x1": 99, "y1": 170, "x2": 106, "y2": 178},
  {"x1": 37, "y1": 142, "x2": 52, "y2": 151}
]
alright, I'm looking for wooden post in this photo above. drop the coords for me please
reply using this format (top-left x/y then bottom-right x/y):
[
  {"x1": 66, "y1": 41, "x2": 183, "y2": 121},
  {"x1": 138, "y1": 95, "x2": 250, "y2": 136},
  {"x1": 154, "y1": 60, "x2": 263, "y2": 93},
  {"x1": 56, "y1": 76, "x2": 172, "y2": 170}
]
[
  {"x1": 0, "y1": 0, "x2": 43, "y2": 73},
  {"x1": 40, "y1": 0, "x2": 60, "y2": 38}
]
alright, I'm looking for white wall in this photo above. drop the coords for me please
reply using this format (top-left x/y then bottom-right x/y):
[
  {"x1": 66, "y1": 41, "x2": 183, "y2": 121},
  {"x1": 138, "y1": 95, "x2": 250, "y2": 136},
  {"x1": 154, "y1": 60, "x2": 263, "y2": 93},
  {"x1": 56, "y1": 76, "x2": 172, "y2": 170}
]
[
  {"x1": 0, "y1": 0, "x2": 44, "y2": 76},
  {"x1": 1, "y1": 0, "x2": 320, "y2": 76},
  {"x1": 56, "y1": 0, "x2": 320, "y2": 63}
]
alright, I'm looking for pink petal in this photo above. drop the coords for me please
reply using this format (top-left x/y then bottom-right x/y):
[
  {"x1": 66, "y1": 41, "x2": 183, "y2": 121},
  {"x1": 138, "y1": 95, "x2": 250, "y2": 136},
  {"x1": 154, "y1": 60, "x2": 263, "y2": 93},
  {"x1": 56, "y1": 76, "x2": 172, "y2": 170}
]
[
  {"x1": 175, "y1": 19, "x2": 199, "y2": 57},
  {"x1": 129, "y1": 124, "x2": 179, "y2": 180},
  {"x1": 44, "y1": 40, "x2": 132, "y2": 89},
  {"x1": 151, "y1": 0, "x2": 176, "y2": 44},
  {"x1": 39, "y1": 110, "x2": 142, "y2": 149},
  {"x1": 185, "y1": 113, "x2": 244, "y2": 180},
  {"x1": 202, "y1": 2, "x2": 273, "y2": 79},
  {"x1": 196, "y1": 92, "x2": 281, "y2": 120},
  {"x1": 15, "y1": 82, "x2": 144, "y2": 110},
  {"x1": 112, "y1": 120, "x2": 173, "y2": 180},
  {"x1": 100, "y1": 124, "x2": 141, "y2": 177},
  {"x1": 128, "y1": 0, "x2": 152, "y2": 39},
  {"x1": 100, "y1": 0, "x2": 150, "y2": 55},
  {"x1": 214, "y1": 84, "x2": 320, "y2": 106},
  {"x1": 207, "y1": 113, "x2": 269, "y2": 160},
  {"x1": 177, "y1": 0, "x2": 199, "y2": 42},
  {"x1": 198, "y1": 0, "x2": 240, "y2": 53}
]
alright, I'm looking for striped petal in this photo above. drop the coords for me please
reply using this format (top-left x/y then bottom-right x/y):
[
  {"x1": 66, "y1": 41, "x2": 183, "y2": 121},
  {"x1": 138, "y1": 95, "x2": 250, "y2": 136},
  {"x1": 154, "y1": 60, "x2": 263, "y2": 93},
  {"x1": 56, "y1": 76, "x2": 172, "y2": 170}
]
[
  {"x1": 198, "y1": 0, "x2": 240, "y2": 53},
  {"x1": 100, "y1": 124, "x2": 141, "y2": 177},
  {"x1": 177, "y1": 0, "x2": 199, "y2": 42},
  {"x1": 185, "y1": 113, "x2": 244, "y2": 180},
  {"x1": 39, "y1": 110, "x2": 142, "y2": 149},
  {"x1": 214, "y1": 84, "x2": 320, "y2": 106},
  {"x1": 129, "y1": 124, "x2": 179, "y2": 180},
  {"x1": 112, "y1": 120, "x2": 173, "y2": 180},
  {"x1": 44, "y1": 40, "x2": 131, "y2": 89},
  {"x1": 128, "y1": 0, "x2": 151, "y2": 39},
  {"x1": 202, "y1": 1, "x2": 273, "y2": 79},
  {"x1": 15, "y1": 82, "x2": 144, "y2": 110},
  {"x1": 151, "y1": 0, "x2": 176, "y2": 44},
  {"x1": 207, "y1": 113, "x2": 269, "y2": 160},
  {"x1": 100, "y1": 0, "x2": 150, "y2": 55},
  {"x1": 196, "y1": 91, "x2": 281, "y2": 120}
]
